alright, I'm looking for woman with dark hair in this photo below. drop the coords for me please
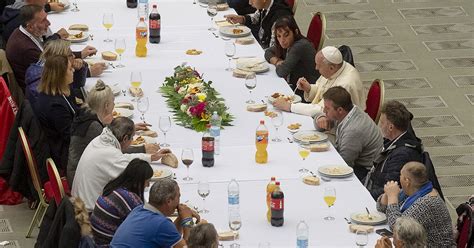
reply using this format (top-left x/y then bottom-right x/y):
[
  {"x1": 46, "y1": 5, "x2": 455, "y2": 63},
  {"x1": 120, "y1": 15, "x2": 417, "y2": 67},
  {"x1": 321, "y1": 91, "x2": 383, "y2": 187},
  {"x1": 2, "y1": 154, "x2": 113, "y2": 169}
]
[
  {"x1": 264, "y1": 16, "x2": 319, "y2": 100},
  {"x1": 90, "y1": 158, "x2": 153, "y2": 246}
]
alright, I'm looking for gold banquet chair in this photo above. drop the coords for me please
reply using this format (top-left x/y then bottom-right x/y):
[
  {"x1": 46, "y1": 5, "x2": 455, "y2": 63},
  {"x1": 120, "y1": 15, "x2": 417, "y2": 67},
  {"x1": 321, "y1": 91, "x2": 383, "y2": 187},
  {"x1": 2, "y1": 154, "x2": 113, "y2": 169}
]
[{"x1": 18, "y1": 127, "x2": 49, "y2": 238}]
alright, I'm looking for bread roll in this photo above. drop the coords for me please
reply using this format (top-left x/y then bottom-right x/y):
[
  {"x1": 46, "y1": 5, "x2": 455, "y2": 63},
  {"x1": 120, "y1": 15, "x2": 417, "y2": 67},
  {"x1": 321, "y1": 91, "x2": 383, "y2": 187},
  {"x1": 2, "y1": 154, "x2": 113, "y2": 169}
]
[
  {"x1": 303, "y1": 176, "x2": 320, "y2": 185},
  {"x1": 307, "y1": 142, "x2": 329, "y2": 152},
  {"x1": 246, "y1": 103, "x2": 267, "y2": 112},
  {"x1": 114, "y1": 102, "x2": 134, "y2": 110},
  {"x1": 349, "y1": 224, "x2": 374, "y2": 233},
  {"x1": 102, "y1": 51, "x2": 117, "y2": 61},
  {"x1": 129, "y1": 87, "x2": 144, "y2": 97},
  {"x1": 235, "y1": 37, "x2": 254, "y2": 45},
  {"x1": 161, "y1": 153, "x2": 178, "y2": 168},
  {"x1": 218, "y1": 231, "x2": 238, "y2": 241},
  {"x1": 232, "y1": 68, "x2": 252, "y2": 78},
  {"x1": 69, "y1": 24, "x2": 89, "y2": 31}
]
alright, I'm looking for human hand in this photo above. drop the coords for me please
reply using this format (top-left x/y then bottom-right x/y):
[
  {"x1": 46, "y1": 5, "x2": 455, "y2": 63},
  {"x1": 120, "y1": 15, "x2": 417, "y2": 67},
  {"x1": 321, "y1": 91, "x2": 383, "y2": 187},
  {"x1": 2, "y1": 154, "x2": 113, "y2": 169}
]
[
  {"x1": 72, "y1": 58, "x2": 83, "y2": 70},
  {"x1": 81, "y1": 46, "x2": 97, "y2": 58},
  {"x1": 296, "y1": 77, "x2": 311, "y2": 93},
  {"x1": 49, "y1": 2, "x2": 65, "y2": 12},
  {"x1": 273, "y1": 98, "x2": 291, "y2": 112},
  {"x1": 384, "y1": 181, "x2": 400, "y2": 201},
  {"x1": 315, "y1": 116, "x2": 331, "y2": 130},
  {"x1": 225, "y1": 14, "x2": 245, "y2": 25},
  {"x1": 379, "y1": 193, "x2": 388, "y2": 206},
  {"x1": 375, "y1": 236, "x2": 392, "y2": 248},
  {"x1": 144, "y1": 143, "x2": 160, "y2": 154},
  {"x1": 177, "y1": 203, "x2": 193, "y2": 219},
  {"x1": 150, "y1": 148, "x2": 171, "y2": 161},
  {"x1": 56, "y1": 28, "x2": 69, "y2": 39},
  {"x1": 134, "y1": 122, "x2": 151, "y2": 131},
  {"x1": 89, "y1": 62, "x2": 106, "y2": 77}
]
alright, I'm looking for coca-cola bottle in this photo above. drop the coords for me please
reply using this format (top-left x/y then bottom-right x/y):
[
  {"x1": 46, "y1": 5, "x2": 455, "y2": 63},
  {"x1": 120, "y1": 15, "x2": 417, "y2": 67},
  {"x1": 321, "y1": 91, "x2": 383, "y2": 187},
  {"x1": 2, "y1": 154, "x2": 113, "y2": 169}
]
[
  {"x1": 127, "y1": 0, "x2": 137, "y2": 8},
  {"x1": 270, "y1": 181, "x2": 284, "y2": 227},
  {"x1": 202, "y1": 124, "x2": 214, "y2": 167},
  {"x1": 149, "y1": 4, "x2": 161, "y2": 43}
]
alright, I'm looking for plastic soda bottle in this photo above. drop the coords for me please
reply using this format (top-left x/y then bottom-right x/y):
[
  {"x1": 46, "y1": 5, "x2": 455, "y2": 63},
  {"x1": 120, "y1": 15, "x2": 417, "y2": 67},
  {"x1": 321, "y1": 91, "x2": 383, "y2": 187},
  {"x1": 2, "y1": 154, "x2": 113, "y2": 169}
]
[
  {"x1": 270, "y1": 181, "x2": 284, "y2": 227},
  {"x1": 296, "y1": 220, "x2": 309, "y2": 247},
  {"x1": 202, "y1": 124, "x2": 215, "y2": 167},
  {"x1": 149, "y1": 4, "x2": 161, "y2": 43},
  {"x1": 266, "y1": 176, "x2": 276, "y2": 222},
  {"x1": 255, "y1": 120, "x2": 268, "y2": 164},
  {"x1": 135, "y1": 17, "x2": 148, "y2": 57}
]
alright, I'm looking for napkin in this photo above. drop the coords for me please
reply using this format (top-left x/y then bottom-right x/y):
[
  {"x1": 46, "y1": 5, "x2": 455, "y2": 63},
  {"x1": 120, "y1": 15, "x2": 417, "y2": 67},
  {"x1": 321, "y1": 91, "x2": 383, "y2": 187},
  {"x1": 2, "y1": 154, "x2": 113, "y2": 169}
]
[{"x1": 349, "y1": 224, "x2": 374, "y2": 233}]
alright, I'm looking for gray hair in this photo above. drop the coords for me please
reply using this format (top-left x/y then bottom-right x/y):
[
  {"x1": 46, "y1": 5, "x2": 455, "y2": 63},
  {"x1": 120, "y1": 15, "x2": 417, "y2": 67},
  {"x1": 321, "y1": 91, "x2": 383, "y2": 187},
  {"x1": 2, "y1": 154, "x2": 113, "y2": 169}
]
[
  {"x1": 109, "y1": 117, "x2": 134, "y2": 142},
  {"x1": 188, "y1": 223, "x2": 219, "y2": 248},
  {"x1": 149, "y1": 178, "x2": 179, "y2": 206},
  {"x1": 85, "y1": 80, "x2": 114, "y2": 117},
  {"x1": 394, "y1": 217, "x2": 427, "y2": 247}
]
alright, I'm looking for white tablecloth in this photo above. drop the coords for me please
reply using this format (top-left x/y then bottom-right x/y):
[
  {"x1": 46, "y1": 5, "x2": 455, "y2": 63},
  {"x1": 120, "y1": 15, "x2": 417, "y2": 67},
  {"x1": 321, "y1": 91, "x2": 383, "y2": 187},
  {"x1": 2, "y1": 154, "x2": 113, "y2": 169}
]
[{"x1": 49, "y1": 1, "x2": 386, "y2": 246}]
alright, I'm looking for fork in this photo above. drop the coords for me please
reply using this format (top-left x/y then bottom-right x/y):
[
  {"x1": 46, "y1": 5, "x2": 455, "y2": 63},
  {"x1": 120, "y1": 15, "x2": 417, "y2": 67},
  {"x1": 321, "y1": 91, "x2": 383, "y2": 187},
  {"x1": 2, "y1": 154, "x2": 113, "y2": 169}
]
[
  {"x1": 211, "y1": 32, "x2": 219, "y2": 38},
  {"x1": 287, "y1": 137, "x2": 293, "y2": 143},
  {"x1": 108, "y1": 62, "x2": 116, "y2": 69},
  {"x1": 89, "y1": 34, "x2": 94, "y2": 40}
]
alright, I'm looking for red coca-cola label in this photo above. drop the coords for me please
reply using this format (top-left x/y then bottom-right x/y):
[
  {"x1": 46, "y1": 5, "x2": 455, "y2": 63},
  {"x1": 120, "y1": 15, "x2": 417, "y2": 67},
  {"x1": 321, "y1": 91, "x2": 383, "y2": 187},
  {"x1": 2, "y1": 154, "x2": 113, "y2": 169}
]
[
  {"x1": 202, "y1": 140, "x2": 214, "y2": 152},
  {"x1": 150, "y1": 20, "x2": 160, "y2": 29},
  {"x1": 270, "y1": 198, "x2": 284, "y2": 210}
]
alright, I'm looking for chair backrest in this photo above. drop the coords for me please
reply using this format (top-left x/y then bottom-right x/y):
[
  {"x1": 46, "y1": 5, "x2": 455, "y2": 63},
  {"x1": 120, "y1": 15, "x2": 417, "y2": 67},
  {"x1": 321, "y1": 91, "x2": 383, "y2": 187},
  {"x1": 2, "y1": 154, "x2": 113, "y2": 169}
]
[
  {"x1": 307, "y1": 12, "x2": 326, "y2": 52},
  {"x1": 18, "y1": 127, "x2": 47, "y2": 205},
  {"x1": 46, "y1": 158, "x2": 66, "y2": 206},
  {"x1": 365, "y1": 79, "x2": 385, "y2": 124},
  {"x1": 285, "y1": 0, "x2": 297, "y2": 14}
]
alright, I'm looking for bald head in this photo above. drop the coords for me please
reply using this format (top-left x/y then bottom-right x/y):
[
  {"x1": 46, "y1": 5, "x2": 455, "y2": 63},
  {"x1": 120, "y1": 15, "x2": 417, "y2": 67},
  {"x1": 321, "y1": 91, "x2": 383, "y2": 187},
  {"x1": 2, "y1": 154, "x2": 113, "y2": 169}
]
[{"x1": 402, "y1": 162, "x2": 428, "y2": 188}]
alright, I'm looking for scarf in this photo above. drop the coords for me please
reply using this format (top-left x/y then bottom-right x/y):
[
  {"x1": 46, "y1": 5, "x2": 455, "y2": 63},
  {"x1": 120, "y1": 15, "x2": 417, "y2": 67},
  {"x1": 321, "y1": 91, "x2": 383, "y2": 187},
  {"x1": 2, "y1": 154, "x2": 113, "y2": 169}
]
[{"x1": 399, "y1": 181, "x2": 433, "y2": 213}]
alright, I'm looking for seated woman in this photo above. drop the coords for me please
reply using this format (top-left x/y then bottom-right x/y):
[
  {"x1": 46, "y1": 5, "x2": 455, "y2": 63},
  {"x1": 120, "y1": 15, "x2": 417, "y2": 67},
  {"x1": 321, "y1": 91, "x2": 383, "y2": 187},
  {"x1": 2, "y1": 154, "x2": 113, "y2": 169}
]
[
  {"x1": 225, "y1": 0, "x2": 293, "y2": 49},
  {"x1": 376, "y1": 162, "x2": 455, "y2": 247},
  {"x1": 264, "y1": 16, "x2": 319, "y2": 101},
  {"x1": 34, "y1": 54, "x2": 77, "y2": 171},
  {"x1": 90, "y1": 158, "x2": 153, "y2": 247},
  {"x1": 67, "y1": 80, "x2": 158, "y2": 185}
]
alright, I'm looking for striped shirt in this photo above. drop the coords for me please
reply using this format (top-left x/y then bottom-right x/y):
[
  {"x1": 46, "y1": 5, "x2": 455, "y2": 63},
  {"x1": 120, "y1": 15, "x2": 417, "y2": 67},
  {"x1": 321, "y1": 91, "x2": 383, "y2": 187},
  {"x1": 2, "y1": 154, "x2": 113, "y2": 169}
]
[{"x1": 90, "y1": 188, "x2": 143, "y2": 247}]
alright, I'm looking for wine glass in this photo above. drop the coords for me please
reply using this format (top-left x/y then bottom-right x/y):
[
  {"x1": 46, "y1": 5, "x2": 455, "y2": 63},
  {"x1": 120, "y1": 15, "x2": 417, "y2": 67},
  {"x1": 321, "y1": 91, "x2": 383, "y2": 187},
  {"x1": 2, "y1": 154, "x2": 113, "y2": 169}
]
[
  {"x1": 130, "y1": 72, "x2": 142, "y2": 102},
  {"x1": 298, "y1": 145, "x2": 310, "y2": 173},
  {"x1": 159, "y1": 115, "x2": 171, "y2": 147},
  {"x1": 355, "y1": 230, "x2": 368, "y2": 247},
  {"x1": 271, "y1": 110, "x2": 283, "y2": 142},
  {"x1": 114, "y1": 38, "x2": 126, "y2": 68},
  {"x1": 197, "y1": 181, "x2": 210, "y2": 214},
  {"x1": 245, "y1": 72, "x2": 256, "y2": 104},
  {"x1": 207, "y1": 1, "x2": 218, "y2": 31},
  {"x1": 225, "y1": 41, "x2": 236, "y2": 71},
  {"x1": 228, "y1": 211, "x2": 242, "y2": 248},
  {"x1": 181, "y1": 148, "x2": 194, "y2": 181},
  {"x1": 323, "y1": 186, "x2": 336, "y2": 221},
  {"x1": 137, "y1": 97, "x2": 149, "y2": 123},
  {"x1": 71, "y1": 0, "x2": 79, "y2": 12},
  {"x1": 103, "y1": 13, "x2": 114, "y2": 42}
]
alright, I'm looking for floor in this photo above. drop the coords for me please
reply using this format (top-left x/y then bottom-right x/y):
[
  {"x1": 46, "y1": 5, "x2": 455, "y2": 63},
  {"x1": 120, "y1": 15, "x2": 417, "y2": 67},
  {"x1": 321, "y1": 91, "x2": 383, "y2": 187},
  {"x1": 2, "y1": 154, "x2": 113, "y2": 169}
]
[{"x1": 1, "y1": 0, "x2": 473, "y2": 246}]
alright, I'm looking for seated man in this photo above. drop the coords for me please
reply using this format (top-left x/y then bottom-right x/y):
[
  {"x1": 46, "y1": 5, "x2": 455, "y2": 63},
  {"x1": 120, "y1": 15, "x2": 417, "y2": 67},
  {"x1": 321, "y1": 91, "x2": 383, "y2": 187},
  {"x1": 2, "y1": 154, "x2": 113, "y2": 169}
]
[
  {"x1": 227, "y1": 0, "x2": 256, "y2": 15},
  {"x1": 225, "y1": 0, "x2": 292, "y2": 49},
  {"x1": 111, "y1": 178, "x2": 200, "y2": 247},
  {"x1": 364, "y1": 100, "x2": 423, "y2": 200},
  {"x1": 71, "y1": 117, "x2": 170, "y2": 212},
  {"x1": 316, "y1": 86, "x2": 382, "y2": 180},
  {"x1": 273, "y1": 46, "x2": 366, "y2": 117}
]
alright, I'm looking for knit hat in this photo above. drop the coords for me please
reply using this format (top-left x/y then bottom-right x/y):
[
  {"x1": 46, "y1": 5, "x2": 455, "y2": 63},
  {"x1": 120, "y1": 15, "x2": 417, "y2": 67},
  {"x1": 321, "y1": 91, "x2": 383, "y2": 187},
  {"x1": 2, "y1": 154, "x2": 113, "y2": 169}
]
[{"x1": 321, "y1": 46, "x2": 343, "y2": 64}]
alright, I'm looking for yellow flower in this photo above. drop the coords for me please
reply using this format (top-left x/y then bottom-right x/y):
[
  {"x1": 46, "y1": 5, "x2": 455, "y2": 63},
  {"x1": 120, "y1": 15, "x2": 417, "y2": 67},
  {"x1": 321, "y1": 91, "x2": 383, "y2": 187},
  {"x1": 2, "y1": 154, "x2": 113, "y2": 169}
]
[
  {"x1": 200, "y1": 112, "x2": 210, "y2": 121},
  {"x1": 196, "y1": 93, "x2": 206, "y2": 102}
]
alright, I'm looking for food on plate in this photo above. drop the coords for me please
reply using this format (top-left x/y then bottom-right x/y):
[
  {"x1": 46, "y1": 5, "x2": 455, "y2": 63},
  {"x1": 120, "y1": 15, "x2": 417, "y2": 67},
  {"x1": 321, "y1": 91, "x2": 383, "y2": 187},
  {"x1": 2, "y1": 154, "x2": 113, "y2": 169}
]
[
  {"x1": 235, "y1": 37, "x2": 254, "y2": 45},
  {"x1": 129, "y1": 87, "x2": 144, "y2": 97},
  {"x1": 114, "y1": 102, "x2": 134, "y2": 110},
  {"x1": 349, "y1": 224, "x2": 374, "y2": 233},
  {"x1": 264, "y1": 110, "x2": 277, "y2": 118},
  {"x1": 320, "y1": 166, "x2": 352, "y2": 175},
  {"x1": 232, "y1": 28, "x2": 244, "y2": 35},
  {"x1": 246, "y1": 103, "x2": 267, "y2": 112},
  {"x1": 153, "y1": 170, "x2": 163, "y2": 178},
  {"x1": 216, "y1": 3, "x2": 229, "y2": 11},
  {"x1": 131, "y1": 136, "x2": 146, "y2": 145},
  {"x1": 161, "y1": 153, "x2": 178, "y2": 168},
  {"x1": 69, "y1": 24, "x2": 89, "y2": 31},
  {"x1": 303, "y1": 175, "x2": 320, "y2": 186},
  {"x1": 353, "y1": 213, "x2": 380, "y2": 222},
  {"x1": 306, "y1": 142, "x2": 329, "y2": 152},
  {"x1": 218, "y1": 231, "x2": 238, "y2": 241},
  {"x1": 68, "y1": 31, "x2": 83, "y2": 39},
  {"x1": 300, "y1": 133, "x2": 321, "y2": 142},
  {"x1": 232, "y1": 68, "x2": 253, "y2": 78},
  {"x1": 287, "y1": 123, "x2": 301, "y2": 130},
  {"x1": 185, "y1": 49, "x2": 202, "y2": 55},
  {"x1": 112, "y1": 110, "x2": 121, "y2": 118},
  {"x1": 271, "y1": 92, "x2": 295, "y2": 102},
  {"x1": 101, "y1": 51, "x2": 117, "y2": 61}
]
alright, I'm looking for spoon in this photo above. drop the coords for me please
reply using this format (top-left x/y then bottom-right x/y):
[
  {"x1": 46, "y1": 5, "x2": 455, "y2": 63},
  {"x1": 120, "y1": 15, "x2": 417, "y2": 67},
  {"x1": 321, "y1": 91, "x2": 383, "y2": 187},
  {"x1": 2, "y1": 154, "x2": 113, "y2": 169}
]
[
  {"x1": 287, "y1": 137, "x2": 293, "y2": 143},
  {"x1": 89, "y1": 34, "x2": 94, "y2": 40},
  {"x1": 344, "y1": 217, "x2": 352, "y2": 224}
]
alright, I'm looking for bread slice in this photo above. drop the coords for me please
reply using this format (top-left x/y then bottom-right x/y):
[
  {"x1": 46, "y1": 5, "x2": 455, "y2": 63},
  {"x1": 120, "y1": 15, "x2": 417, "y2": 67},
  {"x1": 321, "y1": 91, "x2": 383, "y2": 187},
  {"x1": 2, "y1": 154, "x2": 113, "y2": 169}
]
[
  {"x1": 349, "y1": 224, "x2": 374, "y2": 233},
  {"x1": 246, "y1": 103, "x2": 267, "y2": 112},
  {"x1": 218, "y1": 231, "x2": 238, "y2": 241},
  {"x1": 306, "y1": 142, "x2": 329, "y2": 152},
  {"x1": 303, "y1": 175, "x2": 320, "y2": 185},
  {"x1": 102, "y1": 51, "x2": 117, "y2": 61},
  {"x1": 69, "y1": 24, "x2": 89, "y2": 31}
]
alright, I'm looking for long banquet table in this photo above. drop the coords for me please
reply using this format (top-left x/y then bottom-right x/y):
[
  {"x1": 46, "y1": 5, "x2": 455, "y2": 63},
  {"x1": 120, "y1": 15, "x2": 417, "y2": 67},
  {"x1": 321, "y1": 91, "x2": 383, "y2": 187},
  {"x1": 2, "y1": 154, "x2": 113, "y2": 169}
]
[{"x1": 49, "y1": 1, "x2": 387, "y2": 246}]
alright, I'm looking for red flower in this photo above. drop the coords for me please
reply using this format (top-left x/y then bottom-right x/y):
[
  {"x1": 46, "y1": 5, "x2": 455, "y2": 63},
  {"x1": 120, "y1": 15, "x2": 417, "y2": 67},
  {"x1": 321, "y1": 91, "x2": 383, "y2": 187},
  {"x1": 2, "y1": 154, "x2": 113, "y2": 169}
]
[
  {"x1": 189, "y1": 102, "x2": 206, "y2": 117},
  {"x1": 175, "y1": 85, "x2": 181, "y2": 92}
]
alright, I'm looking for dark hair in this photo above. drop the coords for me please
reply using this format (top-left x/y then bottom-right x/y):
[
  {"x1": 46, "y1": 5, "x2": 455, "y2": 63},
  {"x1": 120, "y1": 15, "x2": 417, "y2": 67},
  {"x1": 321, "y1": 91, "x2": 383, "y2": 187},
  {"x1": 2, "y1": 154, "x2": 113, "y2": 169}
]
[
  {"x1": 20, "y1": 4, "x2": 44, "y2": 28},
  {"x1": 109, "y1": 117, "x2": 135, "y2": 142},
  {"x1": 102, "y1": 158, "x2": 153, "y2": 201},
  {"x1": 273, "y1": 16, "x2": 304, "y2": 58},
  {"x1": 188, "y1": 223, "x2": 219, "y2": 248},
  {"x1": 381, "y1": 100, "x2": 411, "y2": 131},
  {"x1": 322, "y1": 86, "x2": 353, "y2": 112}
]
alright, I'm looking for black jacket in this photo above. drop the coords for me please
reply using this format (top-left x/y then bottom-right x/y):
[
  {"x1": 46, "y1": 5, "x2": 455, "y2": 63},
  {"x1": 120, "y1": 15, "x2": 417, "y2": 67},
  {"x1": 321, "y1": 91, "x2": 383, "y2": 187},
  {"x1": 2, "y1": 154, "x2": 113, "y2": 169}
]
[
  {"x1": 244, "y1": 0, "x2": 292, "y2": 49},
  {"x1": 365, "y1": 130, "x2": 423, "y2": 200}
]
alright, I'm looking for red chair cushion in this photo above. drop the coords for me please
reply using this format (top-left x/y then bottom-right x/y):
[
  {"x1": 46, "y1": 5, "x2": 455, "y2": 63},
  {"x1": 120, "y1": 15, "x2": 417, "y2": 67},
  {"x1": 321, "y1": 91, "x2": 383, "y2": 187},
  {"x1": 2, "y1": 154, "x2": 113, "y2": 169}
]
[
  {"x1": 365, "y1": 82, "x2": 381, "y2": 122},
  {"x1": 307, "y1": 14, "x2": 322, "y2": 50},
  {"x1": 43, "y1": 178, "x2": 70, "y2": 203}
]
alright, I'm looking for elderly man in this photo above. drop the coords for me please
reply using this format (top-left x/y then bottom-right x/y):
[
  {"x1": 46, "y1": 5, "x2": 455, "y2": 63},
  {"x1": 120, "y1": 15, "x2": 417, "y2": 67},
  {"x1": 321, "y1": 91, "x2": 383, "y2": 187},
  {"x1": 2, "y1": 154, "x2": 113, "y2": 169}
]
[
  {"x1": 111, "y1": 178, "x2": 200, "y2": 247},
  {"x1": 364, "y1": 100, "x2": 423, "y2": 199},
  {"x1": 375, "y1": 217, "x2": 427, "y2": 248},
  {"x1": 273, "y1": 46, "x2": 366, "y2": 117},
  {"x1": 72, "y1": 117, "x2": 170, "y2": 211},
  {"x1": 316, "y1": 86, "x2": 382, "y2": 180}
]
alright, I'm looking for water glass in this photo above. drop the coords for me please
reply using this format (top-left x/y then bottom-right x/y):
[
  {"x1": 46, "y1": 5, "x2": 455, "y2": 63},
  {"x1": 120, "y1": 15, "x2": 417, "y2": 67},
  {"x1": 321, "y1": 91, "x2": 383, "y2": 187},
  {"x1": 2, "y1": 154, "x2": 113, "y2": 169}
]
[
  {"x1": 245, "y1": 72, "x2": 256, "y2": 104},
  {"x1": 229, "y1": 211, "x2": 242, "y2": 248},
  {"x1": 355, "y1": 230, "x2": 368, "y2": 247},
  {"x1": 159, "y1": 115, "x2": 171, "y2": 147},
  {"x1": 197, "y1": 181, "x2": 210, "y2": 213},
  {"x1": 207, "y1": 1, "x2": 218, "y2": 31},
  {"x1": 137, "y1": 96, "x2": 149, "y2": 123},
  {"x1": 271, "y1": 110, "x2": 283, "y2": 142},
  {"x1": 225, "y1": 41, "x2": 236, "y2": 71},
  {"x1": 71, "y1": 0, "x2": 79, "y2": 12}
]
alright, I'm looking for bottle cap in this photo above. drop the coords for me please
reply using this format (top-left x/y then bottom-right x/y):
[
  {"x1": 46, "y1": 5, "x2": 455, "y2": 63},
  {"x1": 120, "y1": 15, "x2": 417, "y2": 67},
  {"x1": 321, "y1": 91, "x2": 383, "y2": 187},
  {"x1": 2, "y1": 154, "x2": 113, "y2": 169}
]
[
  {"x1": 260, "y1": 120, "x2": 264, "y2": 124},
  {"x1": 153, "y1": 4, "x2": 157, "y2": 7},
  {"x1": 275, "y1": 181, "x2": 280, "y2": 186},
  {"x1": 139, "y1": 17, "x2": 144, "y2": 21},
  {"x1": 271, "y1": 177, "x2": 275, "y2": 181},
  {"x1": 206, "y1": 124, "x2": 211, "y2": 128}
]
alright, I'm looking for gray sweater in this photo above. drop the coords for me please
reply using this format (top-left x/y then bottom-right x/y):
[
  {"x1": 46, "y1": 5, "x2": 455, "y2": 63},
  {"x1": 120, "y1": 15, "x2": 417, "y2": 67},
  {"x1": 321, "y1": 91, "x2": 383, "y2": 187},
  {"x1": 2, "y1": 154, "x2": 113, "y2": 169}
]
[{"x1": 264, "y1": 38, "x2": 319, "y2": 87}]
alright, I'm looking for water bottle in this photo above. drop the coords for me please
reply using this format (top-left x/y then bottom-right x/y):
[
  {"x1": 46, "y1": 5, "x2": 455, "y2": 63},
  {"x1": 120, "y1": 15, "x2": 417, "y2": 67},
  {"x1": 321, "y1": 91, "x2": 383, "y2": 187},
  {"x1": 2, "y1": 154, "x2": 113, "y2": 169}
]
[
  {"x1": 228, "y1": 179, "x2": 239, "y2": 213},
  {"x1": 137, "y1": 0, "x2": 149, "y2": 20},
  {"x1": 296, "y1": 220, "x2": 309, "y2": 247},
  {"x1": 210, "y1": 111, "x2": 221, "y2": 155}
]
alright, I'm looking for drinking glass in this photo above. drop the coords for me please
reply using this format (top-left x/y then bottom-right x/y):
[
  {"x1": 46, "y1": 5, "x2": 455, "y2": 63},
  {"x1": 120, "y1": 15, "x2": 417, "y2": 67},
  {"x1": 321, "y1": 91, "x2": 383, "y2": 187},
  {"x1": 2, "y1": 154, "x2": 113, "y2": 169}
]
[
  {"x1": 130, "y1": 72, "x2": 142, "y2": 102},
  {"x1": 181, "y1": 148, "x2": 194, "y2": 181},
  {"x1": 225, "y1": 41, "x2": 236, "y2": 71},
  {"x1": 245, "y1": 72, "x2": 256, "y2": 104},
  {"x1": 159, "y1": 115, "x2": 171, "y2": 147},
  {"x1": 228, "y1": 211, "x2": 242, "y2": 248},
  {"x1": 207, "y1": 1, "x2": 218, "y2": 31},
  {"x1": 103, "y1": 13, "x2": 114, "y2": 42},
  {"x1": 114, "y1": 38, "x2": 126, "y2": 68},
  {"x1": 71, "y1": 0, "x2": 79, "y2": 12},
  {"x1": 137, "y1": 97, "x2": 149, "y2": 123},
  {"x1": 355, "y1": 230, "x2": 368, "y2": 247},
  {"x1": 298, "y1": 145, "x2": 310, "y2": 173},
  {"x1": 271, "y1": 110, "x2": 283, "y2": 142},
  {"x1": 323, "y1": 186, "x2": 336, "y2": 221},
  {"x1": 197, "y1": 181, "x2": 210, "y2": 214}
]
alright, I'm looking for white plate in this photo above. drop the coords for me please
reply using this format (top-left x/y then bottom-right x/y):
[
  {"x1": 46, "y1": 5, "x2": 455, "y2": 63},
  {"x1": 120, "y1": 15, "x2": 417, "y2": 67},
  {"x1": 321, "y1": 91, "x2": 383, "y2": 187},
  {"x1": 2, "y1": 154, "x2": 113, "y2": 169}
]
[
  {"x1": 318, "y1": 165, "x2": 354, "y2": 178},
  {"x1": 293, "y1": 130, "x2": 328, "y2": 143},
  {"x1": 130, "y1": 135, "x2": 156, "y2": 146},
  {"x1": 151, "y1": 168, "x2": 173, "y2": 181},
  {"x1": 65, "y1": 30, "x2": 89, "y2": 43},
  {"x1": 236, "y1": 58, "x2": 269, "y2": 73},
  {"x1": 219, "y1": 26, "x2": 251, "y2": 38},
  {"x1": 267, "y1": 93, "x2": 302, "y2": 104},
  {"x1": 350, "y1": 211, "x2": 387, "y2": 226},
  {"x1": 113, "y1": 108, "x2": 133, "y2": 118},
  {"x1": 49, "y1": 0, "x2": 70, "y2": 13},
  {"x1": 84, "y1": 58, "x2": 109, "y2": 69}
]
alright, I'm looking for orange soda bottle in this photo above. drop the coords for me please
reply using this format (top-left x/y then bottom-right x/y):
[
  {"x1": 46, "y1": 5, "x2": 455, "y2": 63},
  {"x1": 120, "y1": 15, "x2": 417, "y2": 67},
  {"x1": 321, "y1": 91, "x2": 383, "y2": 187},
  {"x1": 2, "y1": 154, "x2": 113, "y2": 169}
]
[
  {"x1": 255, "y1": 120, "x2": 268, "y2": 164},
  {"x1": 266, "y1": 176, "x2": 276, "y2": 222},
  {"x1": 135, "y1": 17, "x2": 148, "y2": 57}
]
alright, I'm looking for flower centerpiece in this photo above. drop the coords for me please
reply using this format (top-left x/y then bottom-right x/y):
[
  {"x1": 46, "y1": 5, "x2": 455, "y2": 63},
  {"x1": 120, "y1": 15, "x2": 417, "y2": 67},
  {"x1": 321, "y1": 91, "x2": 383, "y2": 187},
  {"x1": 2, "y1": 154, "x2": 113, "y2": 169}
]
[{"x1": 160, "y1": 65, "x2": 234, "y2": 132}]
